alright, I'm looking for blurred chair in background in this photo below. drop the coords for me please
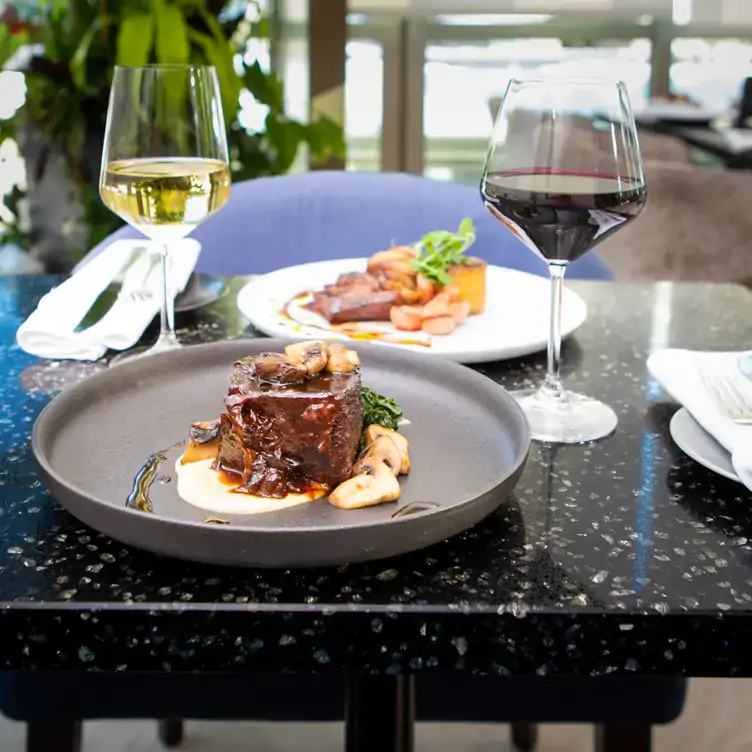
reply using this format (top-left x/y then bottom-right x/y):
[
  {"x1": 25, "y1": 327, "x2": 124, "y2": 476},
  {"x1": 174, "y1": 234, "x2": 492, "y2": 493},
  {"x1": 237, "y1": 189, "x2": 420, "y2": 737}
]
[
  {"x1": 734, "y1": 77, "x2": 752, "y2": 129},
  {"x1": 83, "y1": 172, "x2": 613, "y2": 281},
  {"x1": 597, "y1": 162, "x2": 752, "y2": 282}
]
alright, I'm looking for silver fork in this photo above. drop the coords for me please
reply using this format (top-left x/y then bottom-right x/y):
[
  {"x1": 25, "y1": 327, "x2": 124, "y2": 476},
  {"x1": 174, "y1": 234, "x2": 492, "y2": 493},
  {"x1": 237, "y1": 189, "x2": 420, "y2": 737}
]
[
  {"x1": 117, "y1": 253, "x2": 160, "y2": 303},
  {"x1": 699, "y1": 361, "x2": 752, "y2": 424}
]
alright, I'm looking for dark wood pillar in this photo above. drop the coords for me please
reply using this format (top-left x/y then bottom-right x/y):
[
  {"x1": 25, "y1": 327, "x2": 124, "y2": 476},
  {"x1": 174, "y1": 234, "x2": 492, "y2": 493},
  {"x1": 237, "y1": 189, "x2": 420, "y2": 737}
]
[{"x1": 308, "y1": 0, "x2": 347, "y2": 170}]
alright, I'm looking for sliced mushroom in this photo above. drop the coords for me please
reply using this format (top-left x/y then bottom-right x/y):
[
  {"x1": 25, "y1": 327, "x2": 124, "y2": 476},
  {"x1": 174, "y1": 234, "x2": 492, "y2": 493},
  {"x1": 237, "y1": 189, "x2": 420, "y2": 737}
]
[
  {"x1": 364, "y1": 425, "x2": 410, "y2": 475},
  {"x1": 329, "y1": 462, "x2": 401, "y2": 509},
  {"x1": 352, "y1": 435, "x2": 402, "y2": 477},
  {"x1": 284, "y1": 340, "x2": 329, "y2": 376},
  {"x1": 182, "y1": 420, "x2": 221, "y2": 464},
  {"x1": 325, "y1": 343, "x2": 361, "y2": 373},
  {"x1": 250, "y1": 352, "x2": 308, "y2": 384}
]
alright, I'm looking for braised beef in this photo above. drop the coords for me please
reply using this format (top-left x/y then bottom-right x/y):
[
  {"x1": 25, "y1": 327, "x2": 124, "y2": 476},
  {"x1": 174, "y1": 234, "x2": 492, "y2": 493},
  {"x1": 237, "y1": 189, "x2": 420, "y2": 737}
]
[{"x1": 214, "y1": 355, "x2": 363, "y2": 498}]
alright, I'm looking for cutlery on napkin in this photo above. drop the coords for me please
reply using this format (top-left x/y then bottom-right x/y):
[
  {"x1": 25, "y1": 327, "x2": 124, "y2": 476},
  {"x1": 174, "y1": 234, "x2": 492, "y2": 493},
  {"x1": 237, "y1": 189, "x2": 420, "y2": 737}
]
[
  {"x1": 647, "y1": 349, "x2": 752, "y2": 491},
  {"x1": 16, "y1": 239, "x2": 201, "y2": 361}
]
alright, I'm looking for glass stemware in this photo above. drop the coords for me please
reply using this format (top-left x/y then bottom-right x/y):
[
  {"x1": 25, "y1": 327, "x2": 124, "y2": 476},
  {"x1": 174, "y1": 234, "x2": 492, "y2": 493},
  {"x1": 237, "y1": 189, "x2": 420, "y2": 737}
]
[
  {"x1": 480, "y1": 78, "x2": 647, "y2": 443},
  {"x1": 99, "y1": 64, "x2": 231, "y2": 362}
]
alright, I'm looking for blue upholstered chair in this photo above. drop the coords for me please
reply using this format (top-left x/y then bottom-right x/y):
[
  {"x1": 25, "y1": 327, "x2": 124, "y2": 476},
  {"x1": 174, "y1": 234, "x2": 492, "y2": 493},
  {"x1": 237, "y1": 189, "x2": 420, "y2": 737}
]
[{"x1": 84, "y1": 171, "x2": 614, "y2": 280}]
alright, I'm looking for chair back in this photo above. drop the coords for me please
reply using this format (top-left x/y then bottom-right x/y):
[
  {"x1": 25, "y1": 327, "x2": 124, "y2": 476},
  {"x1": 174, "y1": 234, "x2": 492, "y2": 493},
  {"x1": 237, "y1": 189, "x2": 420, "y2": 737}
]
[{"x1": 85, "y1": 171, "x2": 613, "y2": 280}]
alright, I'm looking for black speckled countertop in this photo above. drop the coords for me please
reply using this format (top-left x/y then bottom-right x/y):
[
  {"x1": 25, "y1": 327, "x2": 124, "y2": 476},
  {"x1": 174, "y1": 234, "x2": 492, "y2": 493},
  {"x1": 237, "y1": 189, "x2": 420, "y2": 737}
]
[{"x1": 2, "y1": 275, "x2": 752, "y2": 677}]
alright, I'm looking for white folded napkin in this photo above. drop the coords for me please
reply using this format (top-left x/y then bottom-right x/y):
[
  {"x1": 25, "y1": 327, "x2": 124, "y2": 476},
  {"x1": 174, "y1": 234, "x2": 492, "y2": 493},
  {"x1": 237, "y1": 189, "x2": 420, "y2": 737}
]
[
  {"x1": 647, "y1": 349, "x2": 752, "y2": 489},
  {"x1": 17, "y1": 239, "x2": 201, "y2": 361}
]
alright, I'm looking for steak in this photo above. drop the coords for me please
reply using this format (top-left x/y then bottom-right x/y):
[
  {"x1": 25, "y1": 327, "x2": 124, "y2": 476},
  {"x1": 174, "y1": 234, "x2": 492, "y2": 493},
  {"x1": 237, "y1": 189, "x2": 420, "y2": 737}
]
[
  {"x1": 323, "y1": 272, "x2": 380, "y2": 296},
  {"x1": 311, "y1": 289, "x2": 399, "y2": 323},
  {"x1": 214, "y1": 356, "x2": 363, "y2": 498}
]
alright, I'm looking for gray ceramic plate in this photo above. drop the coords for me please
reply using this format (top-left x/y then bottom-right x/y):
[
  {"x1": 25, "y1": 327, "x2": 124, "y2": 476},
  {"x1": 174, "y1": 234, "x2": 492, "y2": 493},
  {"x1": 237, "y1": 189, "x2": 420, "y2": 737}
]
[
  {"x1": 32, "y1": 340, "x2": 530, "y2": 568},
  {"x1": 174, "y1": 274, "x2": 227, "y2": 313},
  {"x1": 670, "y1": 407, "x2": 739, "y2": 483}
]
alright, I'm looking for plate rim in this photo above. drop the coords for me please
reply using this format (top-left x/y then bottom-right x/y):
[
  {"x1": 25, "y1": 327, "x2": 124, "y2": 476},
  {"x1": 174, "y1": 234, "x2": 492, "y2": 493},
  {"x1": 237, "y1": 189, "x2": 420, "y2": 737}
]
[
  {"x1": 669, "y1": 406, "x2": 740, "y2": 483},
  {"x1": 235, "y1": 259, "x2": 588, "y2": 363},
  {"x1": 32, "y1": 338, "x2": 532, "y2": 536},
  {"x1": 174, "y1": 273, "x2": 228, "y2": 313}
]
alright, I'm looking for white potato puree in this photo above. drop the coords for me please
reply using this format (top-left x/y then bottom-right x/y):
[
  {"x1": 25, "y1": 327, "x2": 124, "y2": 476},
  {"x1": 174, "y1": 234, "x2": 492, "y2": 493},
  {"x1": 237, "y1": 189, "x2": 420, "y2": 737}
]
[{"x1": 175, "y1": 458, "x2": 325, "y2": 515}]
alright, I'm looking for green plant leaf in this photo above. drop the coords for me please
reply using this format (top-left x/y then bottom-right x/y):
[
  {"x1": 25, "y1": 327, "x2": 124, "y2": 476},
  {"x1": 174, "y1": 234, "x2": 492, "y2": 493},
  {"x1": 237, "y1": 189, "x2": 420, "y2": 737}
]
[
  {"x1": 306, "y1": 115, "x2": 346, "y2": 162},
  {"x1": 199, "y1": 7, "x2": 243, "y2": 120},
  {"x1": 187, "y1": 27, "x2": 241, "y2": 124},
  {"x1": 116, "y1": 13, "x2": 154, "y2": 67},
  {"x1": 69, "y1": 16, "x2": 106, "y2": 91},
  {"x1": 250, "y1": 16, "x2": 269, "y2": 39},
  {"x1": 0, "y1": 25, "x2": 29, "y2": 68},
  {"x1": 264, "y1": 114, "x2": 305, "y2": 174},
  {"x1": 199, "y1": 6, "x2": 229, "y2": 46},
  {"x1": 154, "y1": 1, "x2": 189, "y2": 64},
  {"x1": 243, "y1": 60, "x2": 283, "y2": 111}
]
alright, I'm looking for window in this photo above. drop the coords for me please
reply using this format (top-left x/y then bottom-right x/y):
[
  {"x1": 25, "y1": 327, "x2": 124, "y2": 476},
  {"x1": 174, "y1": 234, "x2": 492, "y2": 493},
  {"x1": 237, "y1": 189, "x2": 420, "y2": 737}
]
[
  {"x1": 345, "y1": 40, "x2": 384, "y2": 171},
  {"x1": 670, "y1": 38, "x2": 752, "y2": 111},
  {"x1": 422, "y1": 37, "x2": 651, "y2": 184}
]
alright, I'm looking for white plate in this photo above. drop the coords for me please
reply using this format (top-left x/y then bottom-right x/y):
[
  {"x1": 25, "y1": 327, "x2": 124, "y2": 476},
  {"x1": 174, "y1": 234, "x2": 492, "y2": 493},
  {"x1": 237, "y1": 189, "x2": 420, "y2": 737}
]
[
  {"x1": 236, "y1": 259, "x2": 588, "y2": 364},
  {"x1": 669, "y1": 407, "x2": 740, "y2": 483}
]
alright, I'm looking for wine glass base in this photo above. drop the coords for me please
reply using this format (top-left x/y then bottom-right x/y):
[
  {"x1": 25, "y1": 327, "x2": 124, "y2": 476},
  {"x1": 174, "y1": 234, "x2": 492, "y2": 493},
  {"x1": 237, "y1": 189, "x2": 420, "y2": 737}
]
[
  {"x1": 108, "y1": 342, "x2": 183, "y2": 367},
  {"x1": 511, "y1": 388, "x2": 617, "y2": 444},
  {"x1": 18, "y1": 360, "x2": 109, "y2": 395}
]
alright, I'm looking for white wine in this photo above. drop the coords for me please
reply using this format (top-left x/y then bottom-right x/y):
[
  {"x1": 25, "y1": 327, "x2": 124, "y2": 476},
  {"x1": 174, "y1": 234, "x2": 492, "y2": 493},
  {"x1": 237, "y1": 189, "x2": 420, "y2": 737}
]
[{"x1": 100, "y1": 157, "x2": 231, "y2": 243}]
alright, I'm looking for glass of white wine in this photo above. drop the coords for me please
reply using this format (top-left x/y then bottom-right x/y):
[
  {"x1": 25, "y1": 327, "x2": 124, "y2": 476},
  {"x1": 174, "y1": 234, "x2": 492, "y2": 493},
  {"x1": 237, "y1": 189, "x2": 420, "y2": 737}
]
[{"x1": 99, "y1": 64, "x2": 231, "y2": 360}]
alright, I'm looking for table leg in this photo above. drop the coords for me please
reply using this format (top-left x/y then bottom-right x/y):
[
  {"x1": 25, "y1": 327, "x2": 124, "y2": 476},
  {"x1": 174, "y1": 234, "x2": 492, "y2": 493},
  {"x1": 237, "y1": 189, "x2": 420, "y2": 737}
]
[
  {"x1": 345, "y1": 675, "x2": 415, "y2": 752},
  {"x1": 158, "y1": 719, "x2": 184, "y2": 747},
  {"x1": 511, "y1": 722, "x2": 539, "y2": 751},
  {"x1": 594, "y1": 724, "x2": 651, "y2": 752},
  {"x1": 26, "y1": 720, "x2": 82, "y2": 752}
]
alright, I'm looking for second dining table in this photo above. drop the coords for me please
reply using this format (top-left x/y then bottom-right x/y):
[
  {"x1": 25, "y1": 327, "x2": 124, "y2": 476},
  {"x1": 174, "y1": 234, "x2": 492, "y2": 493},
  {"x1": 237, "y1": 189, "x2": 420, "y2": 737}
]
[{"x1": 2, "y1": 274, "x2": 752, "y2": 745}]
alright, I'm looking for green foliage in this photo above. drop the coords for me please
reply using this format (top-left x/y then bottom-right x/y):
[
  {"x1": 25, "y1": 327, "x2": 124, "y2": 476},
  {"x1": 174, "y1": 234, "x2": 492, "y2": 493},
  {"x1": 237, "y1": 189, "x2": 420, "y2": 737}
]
[
  {"x1": 0, "y1": 184, "x2": 32, "y2": 249},
  {"x1": 0, "y1": 23, "x2": 29, "y2": 67},
  {"x1": 360, "y1": 387, "x2": 404, "y2": 433},
  {"x1": 1, "y1": 0, "x2": 345, "y2": 256}
]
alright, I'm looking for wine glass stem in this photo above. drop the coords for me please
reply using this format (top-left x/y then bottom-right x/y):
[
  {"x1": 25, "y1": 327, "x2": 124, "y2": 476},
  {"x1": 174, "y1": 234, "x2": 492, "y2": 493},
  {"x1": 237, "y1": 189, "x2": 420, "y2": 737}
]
[
  {"x1": 155, "y1": 245, "x2": 179, "y2": 350},
  {"x1": 540, "y1": 262, "x2": 566, "y2": 402}
]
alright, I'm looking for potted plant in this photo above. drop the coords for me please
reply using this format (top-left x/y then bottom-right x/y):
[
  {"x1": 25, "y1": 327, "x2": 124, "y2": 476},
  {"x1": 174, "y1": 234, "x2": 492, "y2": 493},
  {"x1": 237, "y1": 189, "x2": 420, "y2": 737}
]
[{"x1": 0, "y1": 0, "x2": 344, "y2": 270}]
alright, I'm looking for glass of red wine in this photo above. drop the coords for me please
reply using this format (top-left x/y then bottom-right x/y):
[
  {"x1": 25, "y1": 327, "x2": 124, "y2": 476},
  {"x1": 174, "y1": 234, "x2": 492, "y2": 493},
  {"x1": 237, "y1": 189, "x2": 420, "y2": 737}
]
[{"x1": 481, "y1": 78, "x2": 647, "y2": 443}]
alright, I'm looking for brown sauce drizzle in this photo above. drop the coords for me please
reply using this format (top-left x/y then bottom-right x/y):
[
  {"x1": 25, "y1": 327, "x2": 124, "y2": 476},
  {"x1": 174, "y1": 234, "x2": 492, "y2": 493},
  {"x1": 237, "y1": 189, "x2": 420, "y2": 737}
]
[{"x1": 127, "y1": 442, "x2": 185, "y2": 513}]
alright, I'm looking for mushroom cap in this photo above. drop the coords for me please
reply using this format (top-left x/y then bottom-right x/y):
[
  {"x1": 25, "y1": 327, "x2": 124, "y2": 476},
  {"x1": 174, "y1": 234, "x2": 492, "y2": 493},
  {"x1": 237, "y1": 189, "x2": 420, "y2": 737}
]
[
  {"x1": 325, "y1": 342, "x2": 361, "y2": 373},
  {"x1": 328, "y1": 462, "x2": 401, "y2": 509},
  {"x1": 363, "y1": 425, "x2": 410, "y2": 475},
  {"x1": 284, "y1": 340, "x2": 330, "y2": 376},
  {"x1": 352, "y1": 434, "x2": 402, "y2": 477}
]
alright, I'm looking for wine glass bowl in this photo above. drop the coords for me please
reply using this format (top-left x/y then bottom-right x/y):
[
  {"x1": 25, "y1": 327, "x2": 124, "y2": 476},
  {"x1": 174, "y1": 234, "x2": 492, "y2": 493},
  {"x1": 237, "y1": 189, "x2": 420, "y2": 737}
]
[
  {"x1": 99, "y1": 64, "x2": 231, "y2": 361},
  {"x1": 480, "y1": 78, "x2": 647, "y2": 443}
]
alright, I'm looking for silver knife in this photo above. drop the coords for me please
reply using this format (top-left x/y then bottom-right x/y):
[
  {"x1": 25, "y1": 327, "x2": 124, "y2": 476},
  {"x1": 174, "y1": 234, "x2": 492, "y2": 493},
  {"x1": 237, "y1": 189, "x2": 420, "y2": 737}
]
[{"x1": 74, "y1": 245, "x2": 147, "y2": 331}]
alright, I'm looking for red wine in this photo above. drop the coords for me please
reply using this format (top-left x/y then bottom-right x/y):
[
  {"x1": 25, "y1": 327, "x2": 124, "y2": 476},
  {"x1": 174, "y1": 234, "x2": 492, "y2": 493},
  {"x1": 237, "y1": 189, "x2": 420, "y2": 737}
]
[{"x1": 480, "y1": 170, "x2": 646, "y2": 264}]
